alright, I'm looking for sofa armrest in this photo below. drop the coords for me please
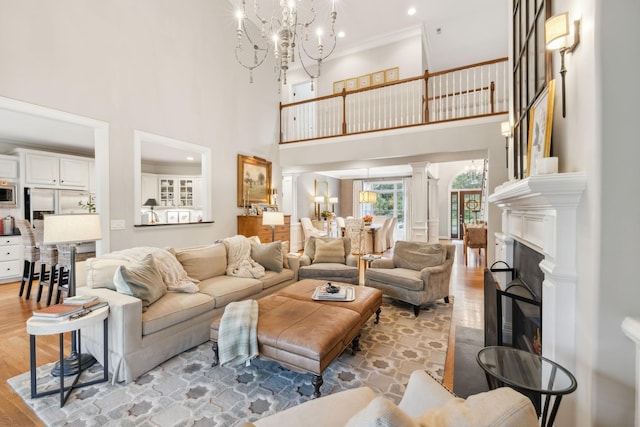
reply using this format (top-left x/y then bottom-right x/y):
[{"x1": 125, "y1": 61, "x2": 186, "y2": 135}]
[
  {"x1": 286, "y1": 254, "x2": 301, "y2": 280},
  {"x1": 398, "y1": 370, "x2": 455, "y2": 416},
  {"x1": 346, "y1": 254, "x2": 358, "y2": 267},
  {"x1": 370, "y1": 258, "x2": 394, "y2": 269},
  {"x1": 299, "y1": 254, "x2": 312, "y2": 266},
  {"x1": 77, "y1": 286, "x2": 143, "y2": 367}
]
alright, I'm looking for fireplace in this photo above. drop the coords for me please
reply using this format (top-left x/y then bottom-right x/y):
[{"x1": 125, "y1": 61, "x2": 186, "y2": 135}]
[{"x1": 485, "y1": 241, "x2": 543, "y2": 354}]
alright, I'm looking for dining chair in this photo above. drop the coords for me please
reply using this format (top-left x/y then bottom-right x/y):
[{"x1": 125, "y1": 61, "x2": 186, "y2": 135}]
[
  {"x1": 463, "y1": 223, "x2": 488, "y2": 267},
  {"x1": 373, "y1": 217, "x2": 392, "y2": 253},
  {"x1": 335, "y1": 216, "x2": 346, "y2": 237},
  {"x1": 344, "y1": 218, "x2": 365, "y2": 255},
  {"x1": 300, "y1": 217, "x2": 328, "y2": 241},
  {"x1": 15, "y1": 219, "x2": 41, "y2": 300},
  {"x1": 385, "y1": 217, "x2": 397, "y2": 250},
  {"x1": 32, "y1": 219, "x2": 61, "y2": 305}
]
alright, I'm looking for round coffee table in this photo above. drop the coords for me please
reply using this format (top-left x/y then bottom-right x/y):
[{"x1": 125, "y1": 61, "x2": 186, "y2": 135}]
[{"x1": 476, "y1": 346, "x2": 577, "y2": 427}]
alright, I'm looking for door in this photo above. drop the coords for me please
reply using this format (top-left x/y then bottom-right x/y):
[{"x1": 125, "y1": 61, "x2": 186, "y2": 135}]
[{"x1": 451, "y1": 190, "x2": 482, "y2": 239}]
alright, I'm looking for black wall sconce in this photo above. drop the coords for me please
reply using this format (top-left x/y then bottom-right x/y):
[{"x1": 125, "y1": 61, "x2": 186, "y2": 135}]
[{"x1": 545, "y1": 12, "x2": 581, "y2": 118}]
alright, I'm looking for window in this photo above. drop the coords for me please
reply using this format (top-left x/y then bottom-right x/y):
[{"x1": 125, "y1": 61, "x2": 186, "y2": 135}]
[{"x1": 363, "y1": 180, "x2": 405, "y2": 235}]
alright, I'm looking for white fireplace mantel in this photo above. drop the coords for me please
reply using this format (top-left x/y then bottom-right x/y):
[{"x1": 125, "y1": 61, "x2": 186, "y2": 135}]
[{"x1": 488, "y1": 172, "x2": 586, "y2": 369}]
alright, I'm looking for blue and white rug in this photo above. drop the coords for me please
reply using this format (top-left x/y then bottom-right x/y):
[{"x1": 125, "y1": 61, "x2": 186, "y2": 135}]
[{"x1": 8, "y1": 297, "x2": 453, "y2": 427}]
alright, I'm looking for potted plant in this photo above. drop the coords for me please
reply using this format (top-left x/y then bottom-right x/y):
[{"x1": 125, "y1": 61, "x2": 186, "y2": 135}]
[{"x1": 362, "y1": 215, "x2": 373, "y2": 226}]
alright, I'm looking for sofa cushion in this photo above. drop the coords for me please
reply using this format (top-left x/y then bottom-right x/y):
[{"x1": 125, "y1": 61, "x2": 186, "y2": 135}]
[
  {"x1": 366, "y1": 267, "x2": 424, "y2": 291},
  {"x1": 346, "y1": 396, "x2": 417, "y2": 427},
  {"x1": 141, "y1": 291, "x2": 216, "y2": 335},
  {"x1": 198, "y1": 275, "x2": 263, "y2": 308},
  {"x1": 313, "y1": 238, "x2": 346, "y2": 264},
  {"x1": 251, "y1": 241, "x2": 283, "y2": 272},
  {"x1": 113, "y1": 254, "x2": 166, "y2": 312},
  {"x1": 85, "y1": 257, "x2": 129, "y2": 290},
  {"x1": 174, "y1": 243, "x2": 226, "y2": 280},
  {"x1": 261, "y1": 269, "x2": 295, "y2": 289},
  {"x1": 393, "y1": 242, "x2": 445, "y2": 271}
]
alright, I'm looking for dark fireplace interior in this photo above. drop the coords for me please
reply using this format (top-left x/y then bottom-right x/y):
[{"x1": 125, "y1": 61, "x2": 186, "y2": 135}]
[
  {"x1": 484, "y1": 240, "x2": 544, "y2": 412},
  {"x1": 484, "y1": 241, "x2": 544, "y2": 351}
]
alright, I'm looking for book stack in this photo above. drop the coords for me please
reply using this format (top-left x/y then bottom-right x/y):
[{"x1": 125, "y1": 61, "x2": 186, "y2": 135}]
[{"x1": 32, "y1": 296, "x2": 108, "y2": 321}]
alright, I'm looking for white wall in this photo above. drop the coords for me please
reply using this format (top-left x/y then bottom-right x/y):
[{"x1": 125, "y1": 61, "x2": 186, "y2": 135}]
[
  {"x1": 0, "y1": 1, "x2": 279, "y2": 250},
  {"x1": 284, "y1": 32, "x2": 423, "y2": 100}
]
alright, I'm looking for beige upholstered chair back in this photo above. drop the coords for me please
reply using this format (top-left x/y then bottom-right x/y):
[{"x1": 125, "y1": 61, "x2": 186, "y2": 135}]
[
  {"x1": 300, "y1": 217, "x2": 328, "y2": 240},
  {"x1": 344, "y1": 218, "x2": 365, "y2": 254},
  {"x1": 386, "y1": 217, "x2": 397, "y2": 249},
  {"x1": 465, "y1": 224, "x2": 487, "y2": 248}
]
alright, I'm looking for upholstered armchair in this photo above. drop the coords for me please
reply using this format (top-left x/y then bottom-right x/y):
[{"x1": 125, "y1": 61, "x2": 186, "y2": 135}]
[
  {"x1": 365, "y1": 241, "x2": 455, "y2": 316},
  {"x1": 297, "y1": 236, "x2": 359, "y2": 285}
]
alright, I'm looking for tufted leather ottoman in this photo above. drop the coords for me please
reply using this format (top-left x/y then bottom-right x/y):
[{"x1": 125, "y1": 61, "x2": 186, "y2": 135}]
[{"x1": 211, "y1": 294, "x2": 362, "y2": 397}]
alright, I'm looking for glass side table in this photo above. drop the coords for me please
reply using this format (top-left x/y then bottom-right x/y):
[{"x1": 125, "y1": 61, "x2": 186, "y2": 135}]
[{"x1": 476, "y1": 346, "x2": 577, "y2": 427}]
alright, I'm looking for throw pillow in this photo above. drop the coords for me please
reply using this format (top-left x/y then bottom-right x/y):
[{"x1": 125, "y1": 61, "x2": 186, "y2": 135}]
[
  {"x1": 174, "y1": 243, "x2": 227, "y2": 280},
  {"x1": 85, "y1": 258, "x2": 129, "y2": 290},
  {"x1": 345, "y1": 397, "x2": 417, "y2": 427},
  {"x1": 281, "y1": 240, "x2": 290, "y2": 269},
  {"x1": 250, "y1": 241, "x2": 283, "y2": 272},
  {"x1": 113, "y1": 254, "x2": 166, "y2": 312},
  {"x1": 393, "y1": 242, "x2": 445, "y2": 271},
  {"x1": 313, "y1": 238, "x2": 346, "y2": 264}
]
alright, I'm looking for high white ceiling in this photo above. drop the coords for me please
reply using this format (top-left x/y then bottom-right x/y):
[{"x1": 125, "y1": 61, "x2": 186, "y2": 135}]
[{"x1": 0, "y1": 1, "x2": 507, "y2": 174}]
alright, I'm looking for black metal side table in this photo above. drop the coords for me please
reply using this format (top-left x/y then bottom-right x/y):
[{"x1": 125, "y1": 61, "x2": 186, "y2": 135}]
[
  {"x1": 27, "y1": 305, "x2": 109, "y2": 407},
  {"x1": 476, "y1": 346, "x2": 577, "y2": 427}
]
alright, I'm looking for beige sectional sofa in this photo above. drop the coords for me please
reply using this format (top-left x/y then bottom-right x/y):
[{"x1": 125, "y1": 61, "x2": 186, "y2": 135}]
[{"x1": 76, "y1": 238, "x2": 299, "y2": 383}]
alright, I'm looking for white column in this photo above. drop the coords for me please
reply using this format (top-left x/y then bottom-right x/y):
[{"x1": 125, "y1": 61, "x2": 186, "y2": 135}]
[
  {"x1": 409, "y1": 162, "x2": 428, "y2": 241},
  {"x1": 622, "y1": 317, "x2": 640, "y2": 427},
  {"x1": 427, "y1": 174, "x2": 439, "y2": 243}
]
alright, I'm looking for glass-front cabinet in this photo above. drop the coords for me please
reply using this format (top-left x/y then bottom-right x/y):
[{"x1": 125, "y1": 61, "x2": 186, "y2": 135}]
[
  {"x1": 159, "y1": 178, "x2": 176, "y2": 207},
  {"x1": 179, "y1": 178, "x2": 194, "y2": 207},
  {"x1": 158, "y1": 176, "x2": 200, "y2": 207}
]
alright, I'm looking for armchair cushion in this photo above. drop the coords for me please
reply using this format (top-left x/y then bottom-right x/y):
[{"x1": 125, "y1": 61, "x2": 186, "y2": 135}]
[
  {"x1": 393, "y1": 242, "x2": 446, "y2": 271},
  {"x1": 313, "y1": 238, "x2": 345, "y2": 264},
  {"x1": 366, "y1": 267, "x2": 423, "y2": 291}
]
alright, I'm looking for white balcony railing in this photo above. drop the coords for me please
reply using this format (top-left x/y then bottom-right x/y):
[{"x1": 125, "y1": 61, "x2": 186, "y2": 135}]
[{"x1": 280, "y1": 57, "x2": 508, "y2": 144}]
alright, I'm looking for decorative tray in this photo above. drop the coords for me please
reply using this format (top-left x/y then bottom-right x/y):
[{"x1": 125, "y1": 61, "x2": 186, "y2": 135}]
[{"x1": 312, "y1": 285, "x2": 355, "y2": 302}]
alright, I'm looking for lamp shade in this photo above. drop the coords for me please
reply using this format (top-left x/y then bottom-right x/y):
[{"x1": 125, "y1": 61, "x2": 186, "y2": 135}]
[
  {"x1": 359, "y1": 191, "x2": 377, "y2": 204},
  {"x1": 262, "y1": 211, "x2": 285, "y2": 227},
  {"x1": 329, "y1": 197, "x2": 339, "y2": 204},
  {"x1": 43, "y1": 213, "x2": 102, "y2": 244},
  {"x1": 545, "y1": 12, "x2": 569, "y2": 50},
  {"x1": 144, "y1": 198, "x2": 159, "y2": 207},
  {"x1": 314, "y1": 196, "x2": 325, "y2": 204}
]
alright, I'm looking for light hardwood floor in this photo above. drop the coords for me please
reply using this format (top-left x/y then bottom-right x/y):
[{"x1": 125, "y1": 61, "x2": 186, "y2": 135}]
[{"x1": 0, "y1": 240, "x2": 483, "y2": 425}]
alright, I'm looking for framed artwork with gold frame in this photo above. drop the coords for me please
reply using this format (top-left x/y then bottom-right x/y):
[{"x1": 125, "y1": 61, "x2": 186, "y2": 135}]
[
  {"x1": 384, "y1": 67, "x2": 399, "y2": 82},
  {"x1": 527, "y1": 79, "x2": 555, "y2": 177},
  {"x1": 345, "y1": 78, "x2": 358, "y2": 92},
  {"x1": 372, "y1": 70, "x2": 385, "y2": 86},
  {"x1": 237, "y1": 154, "x2": 272, "y2": 207},
  {"x1": 333, "y1": 80, "x2": 345, "y2": 94},
  {"x1": 358, "y1": 74, "x2": 372, "y2": 89}
]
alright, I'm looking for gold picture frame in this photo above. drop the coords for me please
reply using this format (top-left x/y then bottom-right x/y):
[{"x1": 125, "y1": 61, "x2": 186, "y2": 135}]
[
  {"x1": 358, "y1": 74, "x2": 372, "y2": 89},
  {"x1": 384, "y1": 67, "x2": 399, "y2": 82},
  {"x1": 237, "y1": 154, "x2": 272, "y2": 207},
  {"x1": 345, "y1": 78, "x2": 358, "y2": 92},
  {"x1": 527, "y1": 79, "x2": 556, "y2": 177},
  {"x1": 333, "y1": 80, "x2": 345, "y2": 94},
  {"x1": 372, "y1": 70, "x2": 385, "y2": 86}
]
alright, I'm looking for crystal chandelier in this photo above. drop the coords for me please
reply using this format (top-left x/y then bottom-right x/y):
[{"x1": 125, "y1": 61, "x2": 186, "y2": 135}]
[{"x1": 234, "y1": 0, "x2": 338, "y2": 87}]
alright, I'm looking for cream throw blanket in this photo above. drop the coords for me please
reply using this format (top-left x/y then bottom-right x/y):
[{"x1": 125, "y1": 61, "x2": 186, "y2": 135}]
[
  {"x1": 218, "y1": 300, "x2": 259, "y2": 367},
  {"x1": 223, "y1": 235, "x2": 265, "y2": 278}
]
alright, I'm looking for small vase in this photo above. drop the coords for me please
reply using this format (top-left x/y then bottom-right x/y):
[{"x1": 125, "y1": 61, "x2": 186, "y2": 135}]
[{"x1": 364, "y1": 221, "x2": 372, "y2": 226}]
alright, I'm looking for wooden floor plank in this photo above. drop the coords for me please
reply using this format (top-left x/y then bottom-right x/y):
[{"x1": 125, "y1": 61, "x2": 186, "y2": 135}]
[{"x1": 0, "y1": 240, "x2": 483, "y2": 424}]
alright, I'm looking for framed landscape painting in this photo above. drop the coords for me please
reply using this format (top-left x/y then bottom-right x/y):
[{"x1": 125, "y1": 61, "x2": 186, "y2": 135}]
[{"x1": 237, "y1": 154, "x2": 272, "y2": 207}]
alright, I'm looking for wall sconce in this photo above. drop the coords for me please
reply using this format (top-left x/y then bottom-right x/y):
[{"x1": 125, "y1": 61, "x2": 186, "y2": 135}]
[
  {"x1": 500, "y1": 121, "x2": 512, "y2": 168},
  {"x1": 329, "y1": 197, "x2": 338, "y2": 213},
  {"x1": 545, "y1": 12, "x2": 581, "y2": 118},
  {"x1": 314, "y1": 195, "x2": 324, "y2": 219}
]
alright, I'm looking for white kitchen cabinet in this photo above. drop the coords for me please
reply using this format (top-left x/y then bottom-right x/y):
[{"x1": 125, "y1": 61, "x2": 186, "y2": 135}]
[
  {"x1": 0, "y1": 235, "x2": 22, "y2": 283},
  {"x1": 24, "y1": 152, "x2": 89, "y2": 189},
  {"x1": 0, "y1": 155, "x2": 18, "y2": 179}
]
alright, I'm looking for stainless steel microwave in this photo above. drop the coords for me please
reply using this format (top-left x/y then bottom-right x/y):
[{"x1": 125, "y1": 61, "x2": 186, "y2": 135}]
[{"x1": 0, "y1": 183, "x2": 17, "y2": 208}]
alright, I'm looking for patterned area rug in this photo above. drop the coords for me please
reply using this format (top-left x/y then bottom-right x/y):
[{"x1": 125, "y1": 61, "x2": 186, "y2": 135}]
[{"x1": 8, "y1": 297, "x2": 453, "y2": 427}]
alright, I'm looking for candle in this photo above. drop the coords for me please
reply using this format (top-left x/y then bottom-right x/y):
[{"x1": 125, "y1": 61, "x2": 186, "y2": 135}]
[
  {"x1": 235, "y1": 10, "x2": 242, "y2": 30},
  {"x1": 332, "y1": 0, "x2": 336, "y2": 12},
  {"x1": 317, "y1": 29, "x2": 323, "y2": 45}
]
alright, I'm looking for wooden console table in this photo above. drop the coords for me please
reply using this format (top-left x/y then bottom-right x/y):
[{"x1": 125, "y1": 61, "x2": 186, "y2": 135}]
[{"x1": 237, "y1": 214, "x2": 291, "y2": 243}]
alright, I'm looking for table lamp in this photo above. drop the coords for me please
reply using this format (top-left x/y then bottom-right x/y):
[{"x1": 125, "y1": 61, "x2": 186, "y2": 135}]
[
  {"x1": 143, "y1": 198, "x2": 159, "y2": 224},
  {"x1": 43, "y1": 213, "x2": 102, "y2": 376},
  {"x1": 262, "y1": 211, "x2": 284, "y2": 242}
]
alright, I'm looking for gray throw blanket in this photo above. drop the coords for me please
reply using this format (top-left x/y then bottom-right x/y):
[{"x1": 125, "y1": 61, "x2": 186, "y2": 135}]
[{"x1": 218, "y1": 300, "x2": 259, "y2": 367}]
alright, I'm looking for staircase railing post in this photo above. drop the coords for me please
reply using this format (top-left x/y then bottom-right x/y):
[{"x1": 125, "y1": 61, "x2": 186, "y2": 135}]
[
  {"x1": 342, "y1": 89, "x2": 347, "y2": 135},
  {"x1": 423, "y1": 70, "x2": 429, "y2": 124}
]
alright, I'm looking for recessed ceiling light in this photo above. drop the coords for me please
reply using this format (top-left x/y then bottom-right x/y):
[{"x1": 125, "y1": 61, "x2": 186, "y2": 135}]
[
  {"x1": 408, "y1": 7, "x2": 417, "y2": 16},
  {"x1": 337, "y1": 31, "x2": 345, "y2": 38},
  {"x1": 186, "y1": 156, "x2": 195, "y2": 161}
]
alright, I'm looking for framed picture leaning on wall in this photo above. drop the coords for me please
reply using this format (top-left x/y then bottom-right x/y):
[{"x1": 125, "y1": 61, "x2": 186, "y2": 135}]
[
  {"x1": 237, "y1": 154, "x2": 272, "y2": 207},
  {"x1": 527, "y1": 79, "x2": 556, "y2": 177}
]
